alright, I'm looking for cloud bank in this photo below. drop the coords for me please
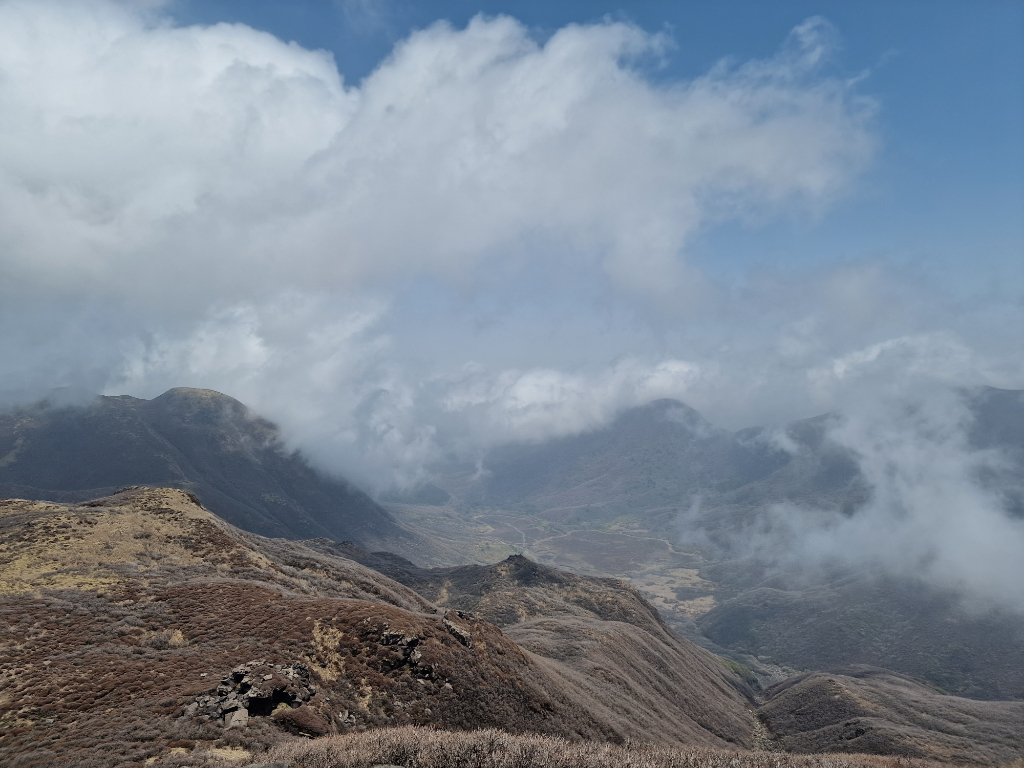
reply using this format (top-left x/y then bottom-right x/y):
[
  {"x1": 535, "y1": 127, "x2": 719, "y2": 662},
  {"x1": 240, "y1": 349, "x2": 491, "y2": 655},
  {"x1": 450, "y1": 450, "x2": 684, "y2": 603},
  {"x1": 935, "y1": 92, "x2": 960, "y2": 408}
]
[
  {"x1": 0, "y1": 0, "x2": 892, "y2": 466},
  {"x1": 719, "y1": 384, "x2": 1024, "y2": 613}
]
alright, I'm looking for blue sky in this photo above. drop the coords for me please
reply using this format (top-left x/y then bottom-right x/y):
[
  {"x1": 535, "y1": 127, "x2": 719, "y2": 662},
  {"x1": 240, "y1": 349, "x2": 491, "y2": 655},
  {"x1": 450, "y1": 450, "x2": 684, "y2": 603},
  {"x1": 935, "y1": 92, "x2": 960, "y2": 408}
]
[{"x1": 0, "y1": 0, "x2": 1021, "y2": 488}]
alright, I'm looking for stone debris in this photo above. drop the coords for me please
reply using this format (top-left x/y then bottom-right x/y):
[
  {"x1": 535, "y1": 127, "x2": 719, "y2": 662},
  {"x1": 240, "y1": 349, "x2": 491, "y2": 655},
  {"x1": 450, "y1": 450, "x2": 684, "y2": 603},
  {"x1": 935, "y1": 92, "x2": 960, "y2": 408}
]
[
  {"x1": 225, "y1": 708, "x2": 249, "y2": 730},
  {"x1": 377, "y1": 624, "x2": 429, "y2": 673},
  {"x1": 336, "y1": 709, "x2": 357, "y2": 726},
  {"x1": 183, "y1": 661, "x2": 315, "y2": 727},
  {"x1": 272, "y1": 703, "x2": 331, "y2": 736}
]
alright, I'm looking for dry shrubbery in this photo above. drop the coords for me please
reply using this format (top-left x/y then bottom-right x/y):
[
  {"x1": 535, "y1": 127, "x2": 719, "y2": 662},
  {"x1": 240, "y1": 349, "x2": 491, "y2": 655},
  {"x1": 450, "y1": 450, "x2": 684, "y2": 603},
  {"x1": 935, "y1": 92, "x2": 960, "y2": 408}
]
[{"x1": 261, "y1": 727, "x2": 953, "y2": 768}]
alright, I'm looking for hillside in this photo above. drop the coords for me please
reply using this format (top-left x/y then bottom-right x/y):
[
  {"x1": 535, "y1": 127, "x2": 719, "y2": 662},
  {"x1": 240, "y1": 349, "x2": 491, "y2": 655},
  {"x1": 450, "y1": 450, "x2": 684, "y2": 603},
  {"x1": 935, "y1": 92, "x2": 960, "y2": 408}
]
[
  {"x1": 391, "y1": 388, "x2": 1024, "y2": 700},
  {"x1": 3, "y1": 487, "x2": 1022, "y2": 767},
  {"x1": 316, "y1": 543, "x2": 1024, "y2": 764},
  {"x1": 311, "y1": 543, "x2": 757, "y2": 747},
  {"x1": 0, "y1": 487, "x2": 758, "y2": 767},
  {"x1": 0, "y1": 388, "x2": 410, "y2": 550},
  {"x1": 759, "y1": 667, "x2": 1024, "y2": 763}
]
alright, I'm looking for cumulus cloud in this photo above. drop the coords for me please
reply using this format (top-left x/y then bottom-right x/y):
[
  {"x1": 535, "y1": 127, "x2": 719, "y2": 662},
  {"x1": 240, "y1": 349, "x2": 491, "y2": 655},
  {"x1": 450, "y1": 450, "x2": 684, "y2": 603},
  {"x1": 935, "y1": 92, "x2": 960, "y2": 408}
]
[
  {"x1": 106, "y1": 296, "x2": 704, "y2": 487},
  {"x1": 0, "y1": 2, "x2": 875, "y2": 307},
  {"x1": 0, "y1": 0, "x2": 893, "y2": 475}
]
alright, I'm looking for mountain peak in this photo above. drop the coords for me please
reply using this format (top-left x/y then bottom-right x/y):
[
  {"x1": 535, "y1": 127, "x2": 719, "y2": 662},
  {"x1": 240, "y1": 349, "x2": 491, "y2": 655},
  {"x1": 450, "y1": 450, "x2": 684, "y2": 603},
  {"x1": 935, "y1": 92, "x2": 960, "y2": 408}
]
[
  {"x1": 0, "y1": 388, "x2": 413, "y2": 550},
  {"x1": 155, "y1": 387, "x2": 234, "y2": 401}
]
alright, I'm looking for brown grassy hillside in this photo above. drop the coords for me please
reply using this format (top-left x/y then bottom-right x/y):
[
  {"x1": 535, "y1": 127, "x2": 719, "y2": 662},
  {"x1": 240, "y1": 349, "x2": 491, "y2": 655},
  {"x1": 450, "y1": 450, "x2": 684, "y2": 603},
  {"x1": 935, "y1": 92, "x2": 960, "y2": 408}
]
[
  {"x1": 314, "y1": 543, "x2": 757, "y2": 748},
  {"x1": 759, "y1": 667, "x2": 1024, "y2": 764},
  {"x1": 3, "y1": 487, "x2": 1020, "y2": 768},
  {"x1": 316, "y1": 546, "x2": 1024, "y2": 766},
  {"x1": 0, "y1": 487, "x2": 754, "y2": 767}
]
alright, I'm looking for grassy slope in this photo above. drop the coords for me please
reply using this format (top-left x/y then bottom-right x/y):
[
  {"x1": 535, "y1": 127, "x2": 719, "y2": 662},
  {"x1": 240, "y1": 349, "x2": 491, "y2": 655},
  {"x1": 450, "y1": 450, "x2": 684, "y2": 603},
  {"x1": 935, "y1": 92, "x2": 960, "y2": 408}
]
[{"x1": 0, "y1": 487, "x2": 754, "y2": 768}]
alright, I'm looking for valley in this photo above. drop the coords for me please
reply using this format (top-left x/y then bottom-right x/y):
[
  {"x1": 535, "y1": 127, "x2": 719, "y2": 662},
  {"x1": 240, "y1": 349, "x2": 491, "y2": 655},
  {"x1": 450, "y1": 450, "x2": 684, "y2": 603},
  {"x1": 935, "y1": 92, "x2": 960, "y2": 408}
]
[{"x1": 383, "y1": 390, "x2": 1024, "y2": 700}]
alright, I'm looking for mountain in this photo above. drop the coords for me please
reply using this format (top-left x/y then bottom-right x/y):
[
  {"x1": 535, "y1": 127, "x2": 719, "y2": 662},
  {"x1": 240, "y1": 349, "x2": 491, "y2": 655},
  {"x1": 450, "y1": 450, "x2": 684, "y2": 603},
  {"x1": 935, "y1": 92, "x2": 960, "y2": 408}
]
[
  {"x1": 309, "y1": 542, "x2": 757, "y2": 748},
  {"x1": 4, "y1": 487, "x2": 1021, "y2": 767},
  {"x1": 0, "y1": 487, "x2": 759, "y2": 767},
  {"x1": 309, "y1": 543, "x2": 1024, "y2": 764},
  {"x1": 397, "y1": 389, "x2": 1024, "y2": 700},
  {"x1": 0, "y1": 387, "x2": 410, "y2": 550},
  {"x1": 467, "y1": 398, "x2": 866, "y2": 529}
]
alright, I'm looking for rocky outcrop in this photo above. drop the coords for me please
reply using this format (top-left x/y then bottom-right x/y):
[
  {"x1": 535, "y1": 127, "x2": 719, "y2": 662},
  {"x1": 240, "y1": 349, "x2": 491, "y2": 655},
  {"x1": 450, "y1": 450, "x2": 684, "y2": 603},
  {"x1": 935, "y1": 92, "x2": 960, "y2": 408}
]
[{"x1": 185, "y1": 661, "x2": 319, "y2": 731}]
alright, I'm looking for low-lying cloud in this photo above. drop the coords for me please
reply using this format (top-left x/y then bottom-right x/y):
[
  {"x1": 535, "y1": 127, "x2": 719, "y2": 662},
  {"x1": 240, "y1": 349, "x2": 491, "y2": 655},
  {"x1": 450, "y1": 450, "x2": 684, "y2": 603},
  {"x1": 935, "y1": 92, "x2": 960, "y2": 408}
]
[{"x1": 723, "y1": 386, "x2": 1024, "y2": 613}]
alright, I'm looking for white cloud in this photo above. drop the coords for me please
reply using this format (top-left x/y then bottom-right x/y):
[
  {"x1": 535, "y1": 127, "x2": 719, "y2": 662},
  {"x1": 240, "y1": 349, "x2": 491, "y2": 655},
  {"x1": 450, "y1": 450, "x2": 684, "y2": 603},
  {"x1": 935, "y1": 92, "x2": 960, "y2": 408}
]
[
  {"x1": 738, "y1": 386, "x2": 1024, "y2": 612},
  {"x1": 108, "y1": 297, "x2": 704, "y2": 488},
  {"x1": 439, "y1": 357, "x2": 703, "y2": 444},
  {"x1": 0, "y1": 2, "x2": 875, "y2": 307},
  {"x1": 0, "y1": 0, "x2": 898, "y2": 487}
]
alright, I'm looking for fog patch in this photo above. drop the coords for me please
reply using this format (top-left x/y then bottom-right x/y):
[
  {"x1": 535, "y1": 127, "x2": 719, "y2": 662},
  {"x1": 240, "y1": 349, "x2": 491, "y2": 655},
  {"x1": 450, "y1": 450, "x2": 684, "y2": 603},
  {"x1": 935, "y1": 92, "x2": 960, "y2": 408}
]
[{"x1": 718, "y1": 387, "x2": 1024, "y2": 614}]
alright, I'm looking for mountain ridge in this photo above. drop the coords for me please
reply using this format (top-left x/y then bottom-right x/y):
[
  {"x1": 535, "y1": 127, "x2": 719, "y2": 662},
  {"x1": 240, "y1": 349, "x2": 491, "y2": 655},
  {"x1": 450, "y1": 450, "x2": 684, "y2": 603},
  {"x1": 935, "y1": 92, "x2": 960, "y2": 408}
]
[
  {"x1": 0, "y1": 387, "x2": 412, "y2": 551},
  {"x1": 0, "y1": 486, "x2": 760, "y2": 766}
]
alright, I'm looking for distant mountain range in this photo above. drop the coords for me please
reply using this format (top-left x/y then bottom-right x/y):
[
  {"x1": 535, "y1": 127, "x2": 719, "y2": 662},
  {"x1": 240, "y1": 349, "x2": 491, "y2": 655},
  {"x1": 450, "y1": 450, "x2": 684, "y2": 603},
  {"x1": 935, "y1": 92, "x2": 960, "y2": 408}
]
[
  {"x1": 409, "y1": 388, "x2": 1024, "y2": 701},
  {"x1": 472, "y1": 388, "x2": 1023, "y2": 527},
  {"x1": 0, "y1": 387, "x2": 410, "y2": 550}
]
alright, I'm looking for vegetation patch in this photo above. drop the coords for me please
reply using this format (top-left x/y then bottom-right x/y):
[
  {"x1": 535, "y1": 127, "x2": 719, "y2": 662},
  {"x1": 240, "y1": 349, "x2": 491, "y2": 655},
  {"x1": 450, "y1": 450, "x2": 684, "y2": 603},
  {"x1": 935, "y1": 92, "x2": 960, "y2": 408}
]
[{"x1": 261, "y1": 726, "x2": 963, "y2": 768}]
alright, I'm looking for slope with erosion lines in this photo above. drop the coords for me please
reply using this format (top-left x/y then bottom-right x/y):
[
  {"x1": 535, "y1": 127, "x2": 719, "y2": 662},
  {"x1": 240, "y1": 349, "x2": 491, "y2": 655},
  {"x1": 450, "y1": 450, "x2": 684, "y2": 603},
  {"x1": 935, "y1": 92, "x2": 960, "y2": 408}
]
[
  {"x1": 759, "y1": 666, "x2": 1024, "y2": 764},
  {"x1": 0, "y1": 487, "x2": 756, "y2": 768},
  {"x1": 310, "y1": 542, "x2": 1024, "y2": 766},
  {"x1": 302, "y1": 541, "x2": 759, "y2": 750}
]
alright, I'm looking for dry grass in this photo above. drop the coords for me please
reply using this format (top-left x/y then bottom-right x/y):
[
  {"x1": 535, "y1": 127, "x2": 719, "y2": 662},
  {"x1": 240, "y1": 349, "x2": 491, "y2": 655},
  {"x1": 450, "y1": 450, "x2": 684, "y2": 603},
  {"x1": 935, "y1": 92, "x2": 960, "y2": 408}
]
[
  {"x1": 0, "y1": 491, "x2": 226, "y2": 593},
  {"x1": 260, "y1": 726, "x2": 960, "y2": 768},
  {"x1": 2, "y1": 489, "x2": 1018, "y2": 768}
]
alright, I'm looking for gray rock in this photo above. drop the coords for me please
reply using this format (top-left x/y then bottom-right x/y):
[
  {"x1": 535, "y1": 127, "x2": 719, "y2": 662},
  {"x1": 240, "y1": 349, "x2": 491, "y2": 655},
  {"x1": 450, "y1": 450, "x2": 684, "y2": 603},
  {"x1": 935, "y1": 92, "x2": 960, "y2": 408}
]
[
  {"x1": 226, "y1": 707, "x2": 249, "y2": 729},
  {"x1": 182, "y1": 660, "x2": 316, "y2": 724},
  {"x1": 441, "y1": 610, "x2": 472, "y2": 648}
]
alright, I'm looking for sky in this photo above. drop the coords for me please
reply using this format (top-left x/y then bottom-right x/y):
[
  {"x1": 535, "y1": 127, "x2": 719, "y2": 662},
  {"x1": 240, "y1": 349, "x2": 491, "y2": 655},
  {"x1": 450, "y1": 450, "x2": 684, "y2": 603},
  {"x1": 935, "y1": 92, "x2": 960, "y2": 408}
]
[{"x1": 0, "y1": 0, "x2": 1021, "y2": 499}]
